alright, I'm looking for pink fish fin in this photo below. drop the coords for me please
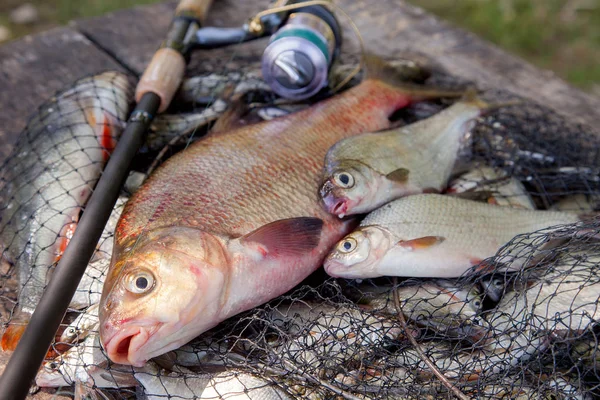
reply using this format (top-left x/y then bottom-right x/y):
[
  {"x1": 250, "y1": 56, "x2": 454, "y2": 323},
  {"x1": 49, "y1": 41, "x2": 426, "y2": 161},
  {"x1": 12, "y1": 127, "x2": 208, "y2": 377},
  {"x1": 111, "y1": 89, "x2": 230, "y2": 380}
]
[
  {"x1": 395, "y1": 236, "x2": 445, "y2": 251},
  {"x1": 240, "y1": 217, "x2": 324, "y2": 258}
]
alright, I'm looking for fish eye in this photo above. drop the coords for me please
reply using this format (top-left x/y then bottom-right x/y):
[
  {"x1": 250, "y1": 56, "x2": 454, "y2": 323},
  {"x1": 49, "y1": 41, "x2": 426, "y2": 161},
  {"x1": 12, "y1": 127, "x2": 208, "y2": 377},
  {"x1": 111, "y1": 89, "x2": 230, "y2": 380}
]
[
  {"x1": 338, "y1": 237, "x2": 357, "y2": 253},
  {"x1": 333, "y1": 171, "x2": 354, "y2": 189},
  {"x1": 473, "y1": 299, "x2": 482, "y2": 308},
  {"x1": 125, "y1": 270, "x2": 155, "y2": 295},
  {"x1": 493, "y1": 279, "x2": 503, "y2": 288}
]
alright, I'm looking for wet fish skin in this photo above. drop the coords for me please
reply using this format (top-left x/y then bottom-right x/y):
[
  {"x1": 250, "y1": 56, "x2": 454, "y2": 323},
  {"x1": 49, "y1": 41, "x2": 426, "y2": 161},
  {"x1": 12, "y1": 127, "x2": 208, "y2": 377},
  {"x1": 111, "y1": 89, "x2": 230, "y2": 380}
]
[
  {"x1": 99, "y1": 63, "x2": 455, "y2": 367},
  {"x1": 319, "y1": 96, "x2": 484, "y2": 218},
  {"x1": 134, "y1": 364, "x2": 292, "y2": 400},
  {"x1": 446, "y1": 166, "x2": 536, "y2": 210},
  {"x1": 0, "y1": 72, "x2": 134, "y2": 350},
  {"x1": 324, "y1": 194, "x2": 581, "y2": 279}
]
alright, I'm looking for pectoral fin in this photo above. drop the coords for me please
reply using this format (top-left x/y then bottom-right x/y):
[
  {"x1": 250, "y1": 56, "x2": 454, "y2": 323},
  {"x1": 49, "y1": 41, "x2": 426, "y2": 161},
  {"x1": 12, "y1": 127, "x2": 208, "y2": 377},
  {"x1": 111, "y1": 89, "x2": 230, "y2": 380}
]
[
  {"x1": 386, "y1": 168, "x2": 410, "y2": 183},
  {"x1": 240, "y1": 217, "x2": 324, "y2": 258},
  {"x1": 396, "y1": 236, "x2": 445, "y2": 250}
]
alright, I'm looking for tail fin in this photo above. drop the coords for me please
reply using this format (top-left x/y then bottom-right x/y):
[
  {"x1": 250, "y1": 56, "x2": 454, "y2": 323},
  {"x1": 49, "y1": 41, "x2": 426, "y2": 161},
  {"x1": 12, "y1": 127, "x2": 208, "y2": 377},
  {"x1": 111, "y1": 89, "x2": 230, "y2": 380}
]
[{"x1": 363, "y1": 53, "x2": 465, "y2": 100}]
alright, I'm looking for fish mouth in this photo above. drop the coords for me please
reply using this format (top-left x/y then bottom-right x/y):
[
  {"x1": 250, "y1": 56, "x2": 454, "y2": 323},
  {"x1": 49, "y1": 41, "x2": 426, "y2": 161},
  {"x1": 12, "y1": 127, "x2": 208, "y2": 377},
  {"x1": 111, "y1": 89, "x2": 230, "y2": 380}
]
[
  {"x1": 323, "y1": 258, "x2": 344, "y2": 278},
  {"x1": 322, "y1": 193, "x2": 349, "y2": 218},
  {"x1": 103, "y1": 326, "x2": 151, "y2": 367}
]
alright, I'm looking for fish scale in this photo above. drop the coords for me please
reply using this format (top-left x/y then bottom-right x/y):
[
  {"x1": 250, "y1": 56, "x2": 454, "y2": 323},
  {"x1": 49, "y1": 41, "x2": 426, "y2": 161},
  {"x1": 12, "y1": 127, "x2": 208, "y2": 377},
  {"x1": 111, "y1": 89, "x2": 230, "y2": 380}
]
[{"x1": 99, "y1": 74, "x2": 450, "y2": 367}]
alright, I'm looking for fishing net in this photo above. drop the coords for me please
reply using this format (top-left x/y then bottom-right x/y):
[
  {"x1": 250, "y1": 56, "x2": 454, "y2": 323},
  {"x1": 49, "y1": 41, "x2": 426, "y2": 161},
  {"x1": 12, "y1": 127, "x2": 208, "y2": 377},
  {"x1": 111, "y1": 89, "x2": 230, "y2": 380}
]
[{"x1": 1, "y1": 48, "x2": 600, "y2": 400}]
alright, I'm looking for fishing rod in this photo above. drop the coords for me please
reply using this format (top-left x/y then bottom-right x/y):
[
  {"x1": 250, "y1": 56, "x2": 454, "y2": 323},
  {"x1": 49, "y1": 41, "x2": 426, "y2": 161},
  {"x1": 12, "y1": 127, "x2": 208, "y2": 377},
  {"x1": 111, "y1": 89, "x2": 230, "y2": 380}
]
[{"x1": 0, "y1": 1, "x2": 213, "y2": 398}]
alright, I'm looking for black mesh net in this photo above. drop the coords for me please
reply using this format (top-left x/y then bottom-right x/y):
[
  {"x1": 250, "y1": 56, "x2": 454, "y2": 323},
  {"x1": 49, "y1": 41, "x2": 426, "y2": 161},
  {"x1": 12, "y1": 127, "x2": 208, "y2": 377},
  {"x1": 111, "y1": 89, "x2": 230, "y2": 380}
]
[{"x1": 1, "y1": 51, "x2": 600, "y2": 400}]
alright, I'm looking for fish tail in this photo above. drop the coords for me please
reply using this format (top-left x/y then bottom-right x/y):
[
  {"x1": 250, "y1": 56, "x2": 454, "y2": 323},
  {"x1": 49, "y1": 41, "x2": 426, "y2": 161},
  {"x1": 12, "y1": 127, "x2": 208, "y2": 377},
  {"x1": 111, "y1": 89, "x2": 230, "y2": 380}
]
[
  {"x1": 364, "y1": 53, "x2": 464, "y2": 100},
  {"x1": 461, "y1": 87, "x2": 522, "y2": 112}
]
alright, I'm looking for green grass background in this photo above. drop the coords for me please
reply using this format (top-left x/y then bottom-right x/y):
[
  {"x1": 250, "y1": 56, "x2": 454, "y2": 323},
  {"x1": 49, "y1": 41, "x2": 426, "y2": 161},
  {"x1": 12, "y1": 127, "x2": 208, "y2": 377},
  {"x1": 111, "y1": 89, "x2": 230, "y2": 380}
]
[{"x1": 0, "y1": 0, "x2": 598, "y2": 91}]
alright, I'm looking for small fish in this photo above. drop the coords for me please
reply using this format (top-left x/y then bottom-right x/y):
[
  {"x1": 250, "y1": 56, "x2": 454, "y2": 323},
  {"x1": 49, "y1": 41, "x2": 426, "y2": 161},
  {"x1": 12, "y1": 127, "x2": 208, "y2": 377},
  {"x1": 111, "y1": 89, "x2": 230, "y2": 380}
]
[
  {"x1": 268, "y1": 301, "x2": 401, "y2": 371},
  {"x1": 134, "y1": 364, "x2": 292, "y2": 400},
  {"x1": 99, "y1": 57, "x2": 463, "y2": 367},
  {"x1": 0, "y1": 72, "x2": 134, "y2": 351},
  {"x1": 60, "y1": 303, "x2": 99, "y2": 344},
  {"x1": 446, "y1": 166, "x2": 536, "y2": 210},
  {"x1": 35, "y1": 332, "x2": 137, "y2": 391},
  {"x1": 319, "y1": 92, "x2": 493, "y2": 218},
  {"x1": 365, "y1": 280, "x2": 484, "y2": 339},
  {"x1": 324, "y1": 194, "x2": 581, "y2": 279},
  {"x1": 486, "y1": 250, "x2": 600, "y2": 334}
]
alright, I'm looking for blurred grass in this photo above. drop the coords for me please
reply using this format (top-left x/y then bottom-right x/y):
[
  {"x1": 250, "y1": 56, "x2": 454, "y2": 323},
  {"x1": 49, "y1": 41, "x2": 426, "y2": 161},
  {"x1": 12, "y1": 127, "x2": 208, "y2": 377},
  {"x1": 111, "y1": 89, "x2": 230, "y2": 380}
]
[
  {"x1": 407, "y1": 0, "x2": 600, "y2": 91},
  {"x1": 0, "y1": 0, "x2": 597, "y2": 91}
]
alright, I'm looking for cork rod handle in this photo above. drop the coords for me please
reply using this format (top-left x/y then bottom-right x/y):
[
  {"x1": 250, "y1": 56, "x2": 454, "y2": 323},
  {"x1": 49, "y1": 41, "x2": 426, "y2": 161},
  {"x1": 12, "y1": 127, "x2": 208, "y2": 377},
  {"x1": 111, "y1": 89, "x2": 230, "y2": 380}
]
[
  {"x1": 176, "y1": 0, "x2": 214, "y2": 22},
  {"x1": 136, "y1": 0, "x2": 214, "y2": 113}
]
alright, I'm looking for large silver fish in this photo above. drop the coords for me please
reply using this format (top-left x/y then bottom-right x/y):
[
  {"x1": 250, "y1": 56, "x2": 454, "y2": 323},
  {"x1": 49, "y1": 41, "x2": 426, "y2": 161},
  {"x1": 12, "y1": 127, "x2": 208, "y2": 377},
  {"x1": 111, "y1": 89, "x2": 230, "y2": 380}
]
[
  {"x1": 324, "y1": 194, "x2": 581, "y2": 279},
  {"x1": 0, "y1": 72, "x2": 134, "y2": 350},
  {"x1": 319, "y1": 94, "x2": 490, "y2": 218}
]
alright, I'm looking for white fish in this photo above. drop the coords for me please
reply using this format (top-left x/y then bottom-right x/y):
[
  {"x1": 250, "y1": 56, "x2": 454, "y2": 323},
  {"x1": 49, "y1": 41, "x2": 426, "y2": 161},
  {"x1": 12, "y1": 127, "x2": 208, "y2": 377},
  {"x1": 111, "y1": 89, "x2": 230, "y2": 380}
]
[{"x1": 324, "y1": 194, "x2": 581, "y2": 279}]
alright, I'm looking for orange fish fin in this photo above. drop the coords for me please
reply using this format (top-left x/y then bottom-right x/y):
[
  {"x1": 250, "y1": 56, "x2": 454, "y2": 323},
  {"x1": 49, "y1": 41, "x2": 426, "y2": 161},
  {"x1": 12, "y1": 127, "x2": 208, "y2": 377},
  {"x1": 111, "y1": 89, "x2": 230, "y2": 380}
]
[
  {"x1": 240, "y1": 217, "x2": 324, "y2": 257},
  {"x1": 385, "y1": 168, "x2": 410, "y2": 183},
  {"x1": 1, "y1": 322, "x2": 27, "y2": 351},
  {"x1": 396, "y1": 236, "x2": 445, "y2": 250},
  {"x1": 469, "y1": 258, "x2": 497, "y2": 274}
]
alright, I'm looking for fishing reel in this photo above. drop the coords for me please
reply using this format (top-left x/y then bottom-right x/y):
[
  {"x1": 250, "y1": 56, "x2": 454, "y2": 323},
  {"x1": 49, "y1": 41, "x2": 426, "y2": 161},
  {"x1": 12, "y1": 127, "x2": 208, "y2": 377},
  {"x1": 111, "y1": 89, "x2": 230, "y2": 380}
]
[{"x1": 189, "y1": 0, "x2": 342, "y2": 100}]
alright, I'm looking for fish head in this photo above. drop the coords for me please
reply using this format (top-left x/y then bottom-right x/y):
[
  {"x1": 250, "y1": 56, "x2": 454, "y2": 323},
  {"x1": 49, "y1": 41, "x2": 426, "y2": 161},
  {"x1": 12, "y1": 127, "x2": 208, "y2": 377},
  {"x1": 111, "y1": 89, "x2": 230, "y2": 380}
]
[
  {"x1": 99, "y1": 227, "x2": 229, "y2": 367},
  {"x1": 35, "y1": 358, "x2": 70, "y2": 387},
  {"x1": 324, "y1": 226, "x2": 392, "y2": 279},
  {"x1": 320, "y1": 161, "x2": 384, "y2": 218}
]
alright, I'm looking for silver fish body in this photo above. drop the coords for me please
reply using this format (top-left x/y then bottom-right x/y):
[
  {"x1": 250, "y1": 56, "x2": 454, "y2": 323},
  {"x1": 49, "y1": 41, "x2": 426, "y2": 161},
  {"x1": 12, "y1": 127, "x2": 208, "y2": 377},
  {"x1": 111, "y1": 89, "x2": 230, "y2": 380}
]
[
  {"x1": 320, "y1": 99, "x2": 484, "y2": 217},
  {"x1": 0, "y1": 72, "x2": 134, "y2": 317},
  {"x1": 324, "y1": 194, "x2": 580, "y2": 279}
]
